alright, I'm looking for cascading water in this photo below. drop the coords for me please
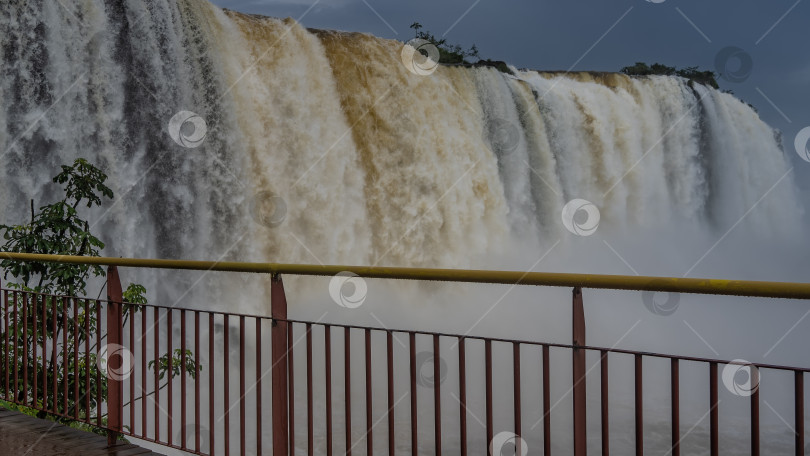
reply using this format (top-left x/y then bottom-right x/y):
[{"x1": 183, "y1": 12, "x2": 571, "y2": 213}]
[
  {"x1": 1, "y1": 0, "x2": 802, "y2": 279},
  {"x1": 1, "y1": 1, "x2": 806, "y2": 455}
]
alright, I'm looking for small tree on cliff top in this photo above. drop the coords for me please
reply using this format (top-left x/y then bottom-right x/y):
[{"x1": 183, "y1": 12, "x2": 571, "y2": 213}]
[{"x1": 409, "y1": 22, "x2": 479, "y2": 64}]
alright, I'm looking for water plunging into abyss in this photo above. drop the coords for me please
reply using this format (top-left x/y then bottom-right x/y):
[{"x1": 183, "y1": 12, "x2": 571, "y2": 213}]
[{"x1": 1, "y1": 1, "x2": 807, "y2": 454}]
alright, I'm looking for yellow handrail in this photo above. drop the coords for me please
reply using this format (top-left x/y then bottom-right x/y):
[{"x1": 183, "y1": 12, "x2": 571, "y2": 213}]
[{"x1": 1, "y1": 251, "x2": 808, "y2": 299}]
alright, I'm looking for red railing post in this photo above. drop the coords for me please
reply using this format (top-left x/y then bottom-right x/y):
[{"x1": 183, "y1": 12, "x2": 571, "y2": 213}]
[
  {"x1": 573, "y1": 287, "x2": 587, "y2": 456},
  {"x1": 271, "y1": 274, "x2": 290, "y2": 456},
  {"x1": 796, "y1": 371, "x2": 804, "y2": 456},
  {"x1": 106, "y1": 265, "x2": 123, "y2": 446},
  {"x1": 751, "y1": 367, "x2": 760, "y2": 456}
]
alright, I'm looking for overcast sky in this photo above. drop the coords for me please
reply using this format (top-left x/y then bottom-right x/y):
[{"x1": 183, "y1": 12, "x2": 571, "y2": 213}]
[{"x1": 210, "y1": 0, "x2": 810, "y2": 193}]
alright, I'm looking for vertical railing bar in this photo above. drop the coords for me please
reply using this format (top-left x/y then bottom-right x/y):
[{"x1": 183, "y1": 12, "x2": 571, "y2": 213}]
[
  {"x1": 635, "y1": 354, "x2": 643, "y2": 456},
  {"x1": 32, "y1": 294, "x2": 38, "y2": 409},
  {"x1": 20, "y1": 292, "x2": 28, "y2": 407},
  {"x1": 24, "y1": 292, "x2": 31, "y2": 408},
  {"x1": 671, "y1": 359, "x2": 680, "y2": 456},
  {"x1": 62, "y1": 297, "x2": 68, "y2": 416},
  {"x1": 95, "y1": 300, "x2": 101, "y2": 426},
  {"x1": 289, "y1": 323, "x2": 295, "y2": 456},
  {"x1": 3, "y1": 289, "x2": 8, "y2": 401},
  {"x1": 154, "y1": 307, "x2": 161, "y2": 442},
  {"x1": 751, "y1": 366, "x2": 760, "y2": 456},
  {"x1": 485, "y1": 339, "x2": 494, "y2": 450},
  {"x1": 38, "y1": 294, "x2": 45, "y2": 411},
  {"x1": 410, "y1": 332, "x2": 417, "y2": 456},
  {"x1": 22, "y1": 292, "x2": 28, "y2": 406},
  {"x1": 601, "y1": 350, "x2": 609, "y2": 456},
  {"x1": 434, "y1": 335, "x2": 442, "y2": 456},
  {"x1": 79, "y1": 298, "x2": 85, "y2": 420},
  {"x1": 326, "y1": 325, "x2": 333, "y2": 456},
  {"x1": 710, "y1": 362, "x2": 718, "y2": 456},
  {"x1": 129, "y1": 301, "x2": 134, "y2": 431},
  {"x1": 54, "y1": 295, "x2": 59, "y2": 415},
  {"x1": 43, "y1": 295, "x2": 49, "y2": 410},
  {"x1": 307, "y1": 323, "x2": 313, "y2": 456},
  {"x1": 141, "y1": 305, "x2": 147, "y2": 436},
  {"x1": 572, "y1": 287, "x2": 587, "y2": 456},
  {"x1": 387, "y1": 331, "x2": 394, "y2": 456},
  {"x1": 13, "y1": 292, "x2": 18, "y2": 404},
  {"x1": 256, "y1": 318, "x2": 262, "y2": 456},
  {"x1": 209, "y1": 312, "x2": 216, "y2": 456},
  {"x1": 796, "y1": 371, "x2": 804, "y2": 456},
  {"x1": 513, "y1": 342, "x2": 521, "y2": 456},
  {"x1": 23, "y1": 293, "x2": 28, "y2": 409},
  {"x1": 459, "y1": 337, "x2": 467, "y2": 456},
  {"x1": 11, "y1": 292, "x2": 18, "y2": 404},
  {"x1": 543, "y1": 345, "x2": 550, "y2": 456},
  {"x1": 195, "y1": 312, "x2": 201, "y2": 452},
  {"x1": 84, "y1": 299, "x2": 90, "y2": 422},
  {"x1": 365, "y1": 328, "x2": 373, "y2": 456},
  {"x1": 345, "y1": 327, "x2": 352, "y2": 456},
  {"x1": 182, "y1": 310, "x2": 188, "y2": 450},
  {"x1": 224, "y1": 315, "x2": 230, "y2": 456},
  {"x1": 167, "y1": 309, "x2": 173, "y2": 444},
  {"x1": 239, "y1": 316, "x2": 246, "y2": 456}
]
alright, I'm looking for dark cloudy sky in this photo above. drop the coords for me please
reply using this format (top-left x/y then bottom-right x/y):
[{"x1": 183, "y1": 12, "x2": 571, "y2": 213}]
[{"x1": 211, "y1": 0, "x2": 810, "y2": 193}]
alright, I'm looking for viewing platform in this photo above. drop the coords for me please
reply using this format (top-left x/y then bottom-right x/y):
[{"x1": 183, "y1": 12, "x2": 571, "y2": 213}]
[{"x1": 0, "y1": 407, "x2": 162, "y2": 456}]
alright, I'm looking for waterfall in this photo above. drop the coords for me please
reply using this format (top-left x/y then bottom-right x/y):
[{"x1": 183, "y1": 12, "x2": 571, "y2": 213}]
[
  {"x1": 0, "y1": 2, "x2": 806, "y2": 454},
  {"x1": 1, "y1": 0, "x2": 800, "y2": 281}
]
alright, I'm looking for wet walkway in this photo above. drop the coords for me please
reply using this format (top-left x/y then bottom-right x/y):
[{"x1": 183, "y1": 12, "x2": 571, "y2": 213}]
[{"x1": 0, "y1": 407, "x2": 163, "y2": 456}]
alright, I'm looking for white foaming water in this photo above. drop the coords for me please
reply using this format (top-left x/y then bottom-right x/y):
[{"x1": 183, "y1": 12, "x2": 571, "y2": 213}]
[{"x1": 1, "y1": 1, "x2": 807, "y2": 455}]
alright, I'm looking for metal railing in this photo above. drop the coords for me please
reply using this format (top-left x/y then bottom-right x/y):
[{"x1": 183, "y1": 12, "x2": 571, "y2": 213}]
[{"x1": 0, "y1": 252, "x2": 809, "y2": 456}]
